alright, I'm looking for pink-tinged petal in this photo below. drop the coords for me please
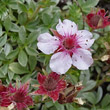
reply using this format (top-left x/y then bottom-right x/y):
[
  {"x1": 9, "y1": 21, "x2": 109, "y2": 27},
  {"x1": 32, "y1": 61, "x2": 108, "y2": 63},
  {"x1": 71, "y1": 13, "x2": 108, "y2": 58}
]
[
  {"x1": 37, "y1": 73, "x2": 46, "y2": 85},
  {"x1": 37, "y1": 33, "x2": 60, "y2": 54},
  {"x1": 50, "y1": 52, "x2": 72, "y2": 74},
  {"x1": 48, "y1": 91, "x2": 59, "y2": 101},
  {"x1": 49, "y1": 72, "x2": 60, "y2": 81},
  {"x1": 77, "y1": 30, "x2": 94, "y2": 49},
  {"x1": 25, "y1": 96, "x2": 33, "y2": 105},
  {"x1": 32, "y1": 86, "x2": 47, "y2": 95},
  {"x1": 56, "y1": 19, "x2": 77, "y2": 36},
  {"x1": 57, "y1": 80, "x2": 66, "y2": 91},
  {"x1": 87, "y1": 13, "x2": 94, "y2": 20},
  {"x1": 72, "y1": 48, "x2": 93, "y2": 70}
]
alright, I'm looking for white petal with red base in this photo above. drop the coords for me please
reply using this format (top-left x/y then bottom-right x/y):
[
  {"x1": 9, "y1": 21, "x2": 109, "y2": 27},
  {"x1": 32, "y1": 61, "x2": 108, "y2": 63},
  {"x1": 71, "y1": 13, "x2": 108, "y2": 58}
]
[
  {"x1": 72, "y1": 48, "x2": 93, "y2": 70},
  {"x1": 50, "y1": 52, "x2": 72, "y2": 74},
  {"x1": 56, "y1": 19, "x2": 77, "y2": 36},
  {"x1": 77, "y1": 30, "x2": 95, "y2": 49},
  {"x1": 37, "y1": 33, "x2": 60, "y2": 54}
]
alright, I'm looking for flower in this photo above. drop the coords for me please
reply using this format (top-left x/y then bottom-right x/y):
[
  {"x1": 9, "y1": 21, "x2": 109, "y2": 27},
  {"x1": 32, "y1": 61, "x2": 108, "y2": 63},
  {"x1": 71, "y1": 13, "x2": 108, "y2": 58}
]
[
  {"x1": 37, "y1": 19, "x2": 94, "y2": 74},
  {"x1": 0, "y1": 82, "x2": 33, "y2": 110},
  {"x1": 32, "y1": 72, "x2": 66, "y2": 101},
  {"x1": 58, "y1": 82, "x2": 84, "y2": 104},
  {"x1": 86, "y1": 9, "x2": 110, "y2": 29},
  {"x1": 8, "y1": 82, "x2": 33, "y2": 110}
]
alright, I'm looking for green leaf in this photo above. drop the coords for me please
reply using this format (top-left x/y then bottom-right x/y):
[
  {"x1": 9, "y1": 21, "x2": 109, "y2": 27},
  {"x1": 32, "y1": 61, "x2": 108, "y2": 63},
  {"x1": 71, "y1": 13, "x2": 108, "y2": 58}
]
[
  {"x1": 29, "y1": 56, "x2": 37, "y2": 71},
  {"x1": 3, "y1": 17, "x2": 12, "y2": 31},
  {"x1": 0, "y1": 34, "x2": 7, "y2": 47},
  {"x1": 9, "y1": 62, "x2": 29, "y2": 74},
  {"x1": 18, "y1": 50, "x2": 28, "y2": 67},
  {"x1": 82, "y1": 80, "x2": 96, "y2": 92},
  {"x1": 27, "y1": 30, "x2": 40, "y2": 44},
  {"x1": 18, "y1": 2, "x2": 27, "y2": 13},
  {"x1": 0, "y1": 64, "x2": 8, "y2": 75},
  {"x1": 66, "y1": 104, "x2": 74, "y2": 110},
  {"x1": 96, "y1": 86, "x2": 103, "y2": 104},
  {"x1": 8, "y1": 70, "x2": 14, "y2": 81},
  {"x1": 19, "y1": 26, "x2": 26, "y2": 43},
  {"x1": 0, "y1": 69, "x2": 5, "y2": 78},
  {"x1": 42, "y1": 13, "x2": 51, "y2": 25},
  {"x1": 101, "y1": 94, "x2": 110, "y2": 107},
  {"x1": 0, "y1": 24, "x2": 3, "y2": 36},
  {"x1": 79, "y1": 0, "x2": 99, "y2": 13},
  {"x1": 4, "y1": 43, "x2": 12, "y2": 56},
  {"x1": 10, "y1": 23, "x2": 19, "y2": 32},
  {"x1": 25, "y1": 46, "x2": 37, "y2": 56},
  {"x1": 7, "y1": 49, "x2": 19, "y2": 59},
  {"x1": 18, "y1": 12, "x2": 27, "y2": 25},
  {"x1": 54, "y1": 102, "x2": 64, "y2": 110},
  {"x1": 83, "y1": 92, "x2": 96, "y2": 105}
]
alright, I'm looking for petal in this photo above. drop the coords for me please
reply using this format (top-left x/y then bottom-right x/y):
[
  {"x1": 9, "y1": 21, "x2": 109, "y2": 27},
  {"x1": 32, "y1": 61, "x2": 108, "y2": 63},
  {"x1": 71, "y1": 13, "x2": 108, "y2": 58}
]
[
  {"x1": 72, "y1": 48, "x2": 93, "y2": 70},
  {"x1": 57, "y1": 80, "x2": 66, "y2": 91},
  {"x1": 49, "y1": 72, "x2": 60, "y2": 81},
  {"x1": 32, "y1": 86, "x2": 47, "y2": 95},
  {"x1": 37, "y1": 73, "x2": 46, "y2": 85},
  {"x1": 77, "y1": 30, "x2": 95, "y2": 49},
  {"x1": 56, "y1": 19, "x2": 77, "y2": 36},
  {"x1": 50, "y1": 52, "x2": 72, "y2": 74},
  {"x1": 48, "y1": 91, "x2": 59, "y2": 101},
  {"x1": 37, "y1": 33, "x2": 60, "y2": 54}
]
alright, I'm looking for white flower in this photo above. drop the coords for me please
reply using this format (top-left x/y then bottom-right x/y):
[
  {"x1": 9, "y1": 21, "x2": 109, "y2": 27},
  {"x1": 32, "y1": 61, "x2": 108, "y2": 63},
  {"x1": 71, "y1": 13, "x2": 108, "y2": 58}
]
[{"x1": 37, "y1": 19, "x2": 95, "y2": 74}]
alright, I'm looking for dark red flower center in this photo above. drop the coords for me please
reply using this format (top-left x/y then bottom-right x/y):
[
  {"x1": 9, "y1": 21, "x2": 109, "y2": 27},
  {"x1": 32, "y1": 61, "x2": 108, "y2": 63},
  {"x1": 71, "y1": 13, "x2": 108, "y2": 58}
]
[
  {"x1": 63, "y1": 38, "x2": 75, "y2": 50},
  {"x1": 90, "y1": 15, "x2": 102, "y2": 27},
  {"x1": 43, "y1": 77, "x2": 58, "y2": 91},
  {"x1": 13, "y1": 92, "x2": 26, "y2": 103}
]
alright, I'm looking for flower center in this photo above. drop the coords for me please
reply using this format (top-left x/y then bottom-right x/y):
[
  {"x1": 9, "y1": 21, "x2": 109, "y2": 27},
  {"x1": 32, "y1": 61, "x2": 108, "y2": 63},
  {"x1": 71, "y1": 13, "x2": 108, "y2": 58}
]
[
  {"x1": 13, "y1": 92, "x2": 25, "y2": 103},
  {"x1": 90, "y1": 15, "x2": 102, "y2": 27},
  {"x1": 43, "y1": 77, "x2": 57, "y2": 91},
  {"x1": 63, "y1": 38, "x2": 75, "y2": 50}
]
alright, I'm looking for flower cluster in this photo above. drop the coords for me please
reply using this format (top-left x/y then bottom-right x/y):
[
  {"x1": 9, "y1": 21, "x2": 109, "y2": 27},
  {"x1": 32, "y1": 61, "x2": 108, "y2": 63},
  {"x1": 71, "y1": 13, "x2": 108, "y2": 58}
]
[
  {"x1": 86, "y1": 9, "x2": 110, "y2": 29},
  {"x1": 37, "y1": 19, "x2": 95, "y2": 74}
]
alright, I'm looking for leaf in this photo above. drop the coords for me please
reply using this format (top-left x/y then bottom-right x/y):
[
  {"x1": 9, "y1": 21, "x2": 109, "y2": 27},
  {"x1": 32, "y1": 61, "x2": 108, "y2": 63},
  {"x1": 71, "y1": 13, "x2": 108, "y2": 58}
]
[
  {"x1": 18, "y1": 12, "x2": 27, "y2": 25},
  {"x1": 0, "y1": 23, "x2": 3, "y2": 36},
  {"x1": 54, "y1": 102, "x2": 64, "y2": 110},
  {"x1": 0, "y1": 34, "x2": 7, "y2": 47},
  {"x1": 19, "y1": 26, "x2": 26, "y2": 43},
  {"x1": 4, "y1": 43, "x2": 12, "y2": 56},
  {"x1": 29, "y1": 56, "x2": 37, "y2": 71},
  {"x1": 42, "y1": 13, "x2": 51, "y2": 25},
  {"x1": 66, "y1": 104, "x2": 74, "y2": 110},
  {"x1": 7, "y1": 49, "x2": 19, "y2": 59},
  {"x1": 0, "y1": 64, "x2": 8, "y2": 75},
  {"x1": 25, "y1": 46, "x2": 38, "y2": 56},
  {"x1": 82, "y1": 80, "x2": 96, "y2": 92},
  {"x1": 10, "y1": 23, "x2": 19, "y2": 32},
  {"x1": 18, "y1": 2, "x2": 27, "y2": 13},
  {"x1": 9, "y1": 62, "x2": 29, "y2": 74},
  {"x1": 83, "y1": 92, "x2": 96, "y2": 105},
  {"x1": 27, "y1": 30, "x2": 40, "y2": 44},
  {"x1": 0, "y1": 69, "x2": 5, "y2": 78},
  {"x1": 18, "y1": 50, "x2": 28, "y2": 67},
  {"x1": 101, "y1": 94, "x2": 110, "y2": 107},
  {"x1": 8, "y1": 70, "x2": 14, "y2": 81},
  {"x1": 3, "y1": 17, "x2": 12, "y2": 31},
  {"x1": 96, "y1": 86, "x2": 103, "y2": 104}
]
